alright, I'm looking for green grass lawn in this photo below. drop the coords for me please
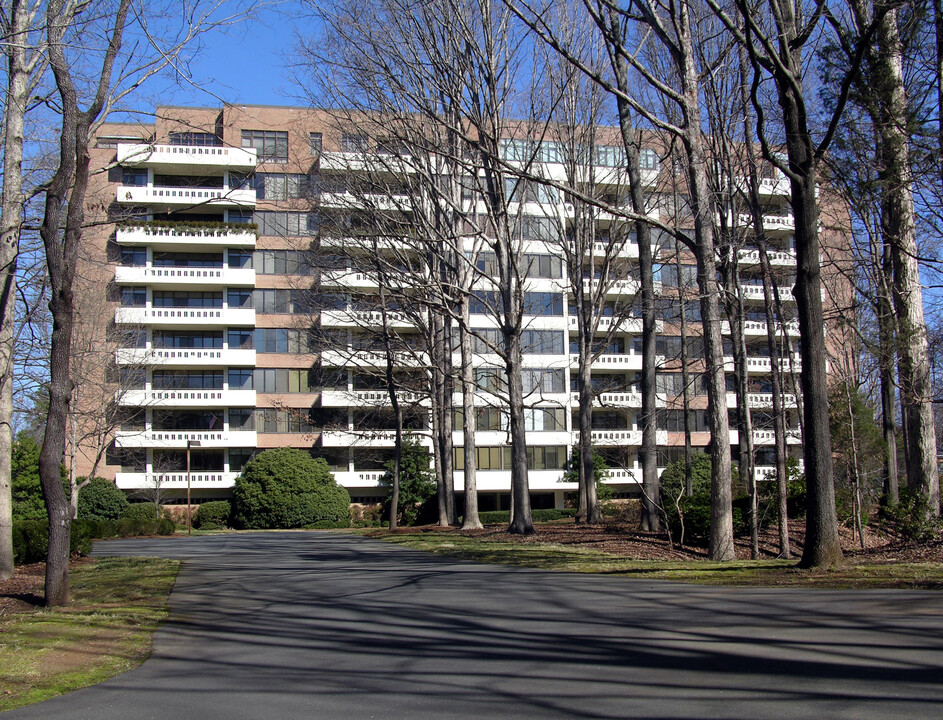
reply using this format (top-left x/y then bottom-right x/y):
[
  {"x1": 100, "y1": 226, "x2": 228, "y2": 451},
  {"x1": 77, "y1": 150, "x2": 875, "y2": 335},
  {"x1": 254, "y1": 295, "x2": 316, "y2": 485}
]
[
  {"x1": 381, "y1": 532, "x2": 943, "y2": 589},
  {"x1": 0, "y1": 557, "x2": 180, "y2": 712}
]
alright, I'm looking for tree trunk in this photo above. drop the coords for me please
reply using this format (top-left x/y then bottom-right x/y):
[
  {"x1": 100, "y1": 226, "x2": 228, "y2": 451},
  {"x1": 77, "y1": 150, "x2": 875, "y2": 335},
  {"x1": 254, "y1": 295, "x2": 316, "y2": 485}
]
[
  {"x1": 874, "y1": 9, "x2": 940, "y2": 515},
  {"x1": 877, "y1": 243, "x2": 899, "y2": 507},
  {"x1": 677, "y1": 8, "x2": 734, "y2": 561},
  {"x1": 459, "y1": 306, "x2": 482, "y2": 530},
  {"x1": 0, "y1": 0, "x2": 33, "y2": 581},
  {"x1": 608, "y1": 42, "x2": 659, "y2": 531}
]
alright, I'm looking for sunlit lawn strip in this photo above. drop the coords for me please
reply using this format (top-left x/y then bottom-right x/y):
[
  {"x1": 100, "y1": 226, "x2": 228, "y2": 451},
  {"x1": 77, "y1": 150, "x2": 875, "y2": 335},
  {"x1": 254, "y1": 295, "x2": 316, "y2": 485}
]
[
  {"x1": 381, "y1": 532, "x2": 943, "y2": 589},
  {"x1": 0, "y1": 557, "x2": 179, "y2": 712}
]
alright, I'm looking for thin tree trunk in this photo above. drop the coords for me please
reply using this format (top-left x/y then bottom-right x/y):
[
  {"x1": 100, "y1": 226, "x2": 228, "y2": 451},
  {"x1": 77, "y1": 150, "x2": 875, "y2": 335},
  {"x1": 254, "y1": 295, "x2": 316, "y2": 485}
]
[
  {"x1": 877, "y1": 242, "x2": 899, "y2": 506},
  {"x1": 0, "y1": 0, "x2": 32, "y2": 581},
  {"x1": 459, "y1": 306, "x2": 482, "y2": 530},
  {"x1": 874, "y1": 9, "x2": 940, "y2": 515}
]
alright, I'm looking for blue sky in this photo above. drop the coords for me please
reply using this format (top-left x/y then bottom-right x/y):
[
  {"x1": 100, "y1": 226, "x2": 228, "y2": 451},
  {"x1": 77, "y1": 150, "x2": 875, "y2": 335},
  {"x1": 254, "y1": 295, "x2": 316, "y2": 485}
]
[{"x1": 141, "y1": 2, "x2": 312, "y2": 110}]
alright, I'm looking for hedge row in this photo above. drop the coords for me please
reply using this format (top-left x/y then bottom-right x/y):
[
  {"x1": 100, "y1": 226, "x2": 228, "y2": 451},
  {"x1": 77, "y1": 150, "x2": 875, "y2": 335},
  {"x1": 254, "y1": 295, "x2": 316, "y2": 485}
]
[
  {"x1": 12, "y1": 517, "x2": 175, "y2": 566},
  {"x1": 475, "y1": 508, "x2": 578, "y2": 524}
]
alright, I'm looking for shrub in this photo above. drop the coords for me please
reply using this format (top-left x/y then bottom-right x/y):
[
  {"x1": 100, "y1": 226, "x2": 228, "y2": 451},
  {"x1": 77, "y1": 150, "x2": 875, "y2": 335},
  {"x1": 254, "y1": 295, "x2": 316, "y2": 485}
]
[
  {"x1": 562, "y1": 448, "x2": 612, "y2": 504},
  {"x1": 378, "y1": 440, "x2": 437, "y2": 526},
  {"x1": 884, "y1": 491, "x2": 943, "y2": 543},
  {"x1": 156, "y1": 518, "x2": 176, "y2": 535},
  {"x1": 122, "y1": 503, "x2": 160, "y2": 521},
  {"x1": 11, "y1": 434, "x2": 45, "y2": 521},
  {"x1": 305, "y1": 518, "x2": 351, "y2": 530},
  {"x1": 11, "y1": 519, "x2": 92, "y2": 565},
  {"x1": 231, "y1": 448, "x2": 350, "y2": 529},
  {"x1": 478, "y1": 510, "x2": 510, "y2": 524},
  {"x1": 195, "y1": 500, "x2": 231, "y2": 529},
  {"x1": 77, "y1": 477, "x2": 129, "y2": 521}
]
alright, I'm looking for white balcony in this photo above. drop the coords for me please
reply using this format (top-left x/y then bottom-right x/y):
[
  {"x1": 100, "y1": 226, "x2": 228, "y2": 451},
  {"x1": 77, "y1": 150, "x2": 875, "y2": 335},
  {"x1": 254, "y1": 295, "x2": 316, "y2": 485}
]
[
  {"x1": 730, "y1": 429, "x2": 802, "y2": 445},
  {"x1": 739, "y1": 284, "x2": 794, "y2": 303},
  {"x1": 319, "y1": 349, "x2": 427, "y2": 369},
  {"x1": 570, "y1": 391, "x2": 643, "y2": 408},
  {"x1": 114, "y1": 429, "x2": 258, "y2": 448},
  {"x1": 115, "y1": 471, "x2": 239, "y2": 490},
  {"x1": 118, "y1": 388, "x2": 257, "y2": 408},
  {"x1": 116, "y1": 185, "x2": 256, "y2": 208},
  {"x1": 319, "y1": 389, "x2": 425, "y2": 407},
  {"x1": 115, "y1": 307, "x2": 255, "y2": 327},
  {"x1": 117, "y1": 143, "x2": 257, "y2": 171},
  {"x1": 116, "y1": 226, "x2": 257, "y2": 248},
  {"x1": 332, "y1": 470, "x2": 388, "y2": 488},
  {"x1": 591, "y1": 241, "x2": 639, "y2": 259},
  {"x1": 738, "y1": 248, "x2": 796, "y2": 267},
  {"x1": 115, "y1": 347, "x2": 256, "y2": 367},
  {"x1": 744, "y1": 355, "x2": 801, "y2": 373},
  {"x1": 572, "y1": 353, "x2": 643, "y2": 371},
  {"x1": 320, "y1": 429, "x2": 432, "y2": 448},
  {"x1": 567, "y1": 316, "x2": 645, "y2": 334},
  {"x1": 722, "y1": 320, "x2": 800, "y2": 338},
  {"x1": 115, "y1": 266, "x2": 255, "y2": 287},
  {"x1": 725, "y1": 392, "x2": 799, "y2": 409},
  {"x1": 320, "y1": 309, "x2": 414, "y2": 329}
]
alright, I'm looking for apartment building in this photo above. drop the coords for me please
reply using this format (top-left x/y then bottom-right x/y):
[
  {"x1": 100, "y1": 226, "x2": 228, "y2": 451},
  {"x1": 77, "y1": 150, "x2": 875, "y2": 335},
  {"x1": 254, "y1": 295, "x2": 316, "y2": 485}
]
[{"x1": 76, "y1": 104, "x2": 825, "y2": 508}]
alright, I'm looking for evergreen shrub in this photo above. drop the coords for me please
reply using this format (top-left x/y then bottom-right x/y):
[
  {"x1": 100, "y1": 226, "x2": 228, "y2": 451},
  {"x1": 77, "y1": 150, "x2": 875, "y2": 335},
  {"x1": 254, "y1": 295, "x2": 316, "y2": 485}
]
[
  {"x1": 195, "y1": 500, "x2": 231, "y2": 528},
  {"x1": 231, "y1": 448, "x2": 350, "y2": 529},
  {"x1": 77, "y1": 477, "x2": 129, "y2": 521}
]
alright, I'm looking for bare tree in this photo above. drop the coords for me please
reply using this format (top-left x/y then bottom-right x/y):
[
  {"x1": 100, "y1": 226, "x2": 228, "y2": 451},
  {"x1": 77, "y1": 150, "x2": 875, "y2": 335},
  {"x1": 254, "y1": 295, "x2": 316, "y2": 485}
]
[{"x1": 0, "y1": 0, "x2": 47, "y2": 580}]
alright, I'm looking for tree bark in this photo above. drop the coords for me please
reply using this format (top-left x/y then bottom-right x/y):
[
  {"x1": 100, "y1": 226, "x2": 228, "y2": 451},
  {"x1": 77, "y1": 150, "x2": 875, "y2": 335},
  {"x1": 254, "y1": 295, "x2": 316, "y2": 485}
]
[
  {"x1": 0, "y1": 0, "x2": 33, "y2": 581},
  {"x1": 874, "y1": 9, "x2": 940, "y2": 515}
]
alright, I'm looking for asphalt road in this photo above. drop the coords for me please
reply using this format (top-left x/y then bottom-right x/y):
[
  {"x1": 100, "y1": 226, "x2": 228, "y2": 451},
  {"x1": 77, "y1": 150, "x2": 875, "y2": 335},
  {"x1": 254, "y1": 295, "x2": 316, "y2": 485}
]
[{"x1": 5, "y1": 532, "x2": 943, "y2": 719}]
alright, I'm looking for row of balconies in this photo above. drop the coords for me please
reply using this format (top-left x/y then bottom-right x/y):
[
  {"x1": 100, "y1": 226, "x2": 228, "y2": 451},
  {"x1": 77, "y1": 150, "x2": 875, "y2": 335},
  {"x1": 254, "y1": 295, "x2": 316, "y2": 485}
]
[
  {"x1": 116, "y1": 226, "x2": 257, "y2": 248},
  {"x1": 116, "y1": 347, "x2": 256, "y2": 367},
  {"x1": 115, "y1": 306, "x2": 255, "y2": 327},
  {"x1": 117, "y1": 185, "x2": 255, "y2": 208},
  {"x1": 113, "y1": 460, "x2": 792, "y2": 492},
  {"x1": 114, "y1": 266, "x2": 255, "y2": 287}
]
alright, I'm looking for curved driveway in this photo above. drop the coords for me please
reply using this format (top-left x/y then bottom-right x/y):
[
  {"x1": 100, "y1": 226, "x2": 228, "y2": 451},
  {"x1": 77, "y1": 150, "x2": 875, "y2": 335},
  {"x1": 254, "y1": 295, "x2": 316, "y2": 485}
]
[{"x1": 5, "y1": 532, "x2": 943, "y2": 719}]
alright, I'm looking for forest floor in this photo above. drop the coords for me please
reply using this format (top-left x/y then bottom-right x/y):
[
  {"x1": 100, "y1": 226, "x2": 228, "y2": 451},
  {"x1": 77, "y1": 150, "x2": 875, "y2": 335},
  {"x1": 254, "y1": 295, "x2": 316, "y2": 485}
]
[{"x1": 375, "y1": 510, "x2": 943, "y2": 589}]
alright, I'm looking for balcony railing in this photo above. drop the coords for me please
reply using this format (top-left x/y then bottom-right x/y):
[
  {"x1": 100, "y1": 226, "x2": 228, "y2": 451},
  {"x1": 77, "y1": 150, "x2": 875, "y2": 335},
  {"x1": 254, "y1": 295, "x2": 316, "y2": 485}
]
[
  {"x1": 115, "y1": 471, "x2": 240, "y2": 490},
  {"x1": 117, "y1": 143, "x2": 257, "y2": 170},
  {"x1": 117, "y1": 388, "x2": 257, "y2": 407},
  {"x1": 115, "y1": 266, "x2": 255, "y2": 287},
  {"x1": 115, "y1": 307, "x2": 255, "y2": 327},
  {"x1": 116, "y1": 225, "x2": 256, "y2": 247},
  {"x1": 114, "y1": 429, "x2": 258, "y2": 448},
  {"x1": 115, "y1": 347, "x2": 256, "y2": 367},
  {"x1": 117, "y1": 185, "x2": 256, "y2": 207}
]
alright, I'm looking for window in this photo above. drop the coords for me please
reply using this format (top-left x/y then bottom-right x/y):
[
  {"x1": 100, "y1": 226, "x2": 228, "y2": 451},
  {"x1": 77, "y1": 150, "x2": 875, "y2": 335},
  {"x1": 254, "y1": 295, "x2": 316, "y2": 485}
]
[
  {"x1": 515, "y1": 216, "x2": 561, "y2": 242},
  {"x1": 169, "y1": 132, "x2": 220, "y2": 147},
  {"x1": 521, "y1": 330, "x2": 564, "y2": 355},
  {"x1": 153, "y1": 331, "x2": 223, "y2": 349},
  {"x1": 152, "y1": 291, "x2": 222, "y2": 308},
  {"x1": 475, "y1": 368, "x2": 505, "y2": 394},
  {"x1": 522, "y1": 368, "x2": 565, "y2": 394},
  {"x1": 228, "y1": 369, "x2": 253, "y2": 389},
  {"x1": 253, "y1": 211, "x2": 316, "y2": 237},
  {"x1": 120, "y1": 287, "x2": 146, "y2": 307},
  {"x1": 229, "y1": 408, "x2": 255, "y2": 430},
  {"x1": 309, "y1": 132, "x2": 323, "y2": 155},
  {"x1": 242, "y1": 129, "x2": 288, "y2": 163},
  {"x1": 152, "y1": 371, "x2": 223, "y2": 390},
  {"x1": 120, "y1": 247, "x2": 146, "y2": 266},
  {"x1": 640, "y1": 147, "x2": 660, "y2": 171},
  {"x1": 254, "y1": 249, "x2": 312, "y2": 275},
  {"x1": 523, "y1": 254, "x2": 561, "y2": 279},
  {"x1": 477, "y1": 408, "x2": 507, "y2": 431},
  {"x1": 340, "y1": 133, "x2": 368, "y2": 152},
  {"x1": 471, "y1": 329, "x2": 503, "y2": 354},
  {"x1": 228, "y1": 330, "x2": 253, "y2": 350},
  {"x1": 152, "y1": 251, "x2": 222, "y2": 268},
  {"x1": 122, "y1": 168, "x2": 147, "y2": 186},
  {"x1": 228, "y1": 249, "x2": 253, "y2": 268},
  {"x1": 228, "y1": 209, "x2": 253, "y2": 224},
  {"x1": 595, "y1": 145, "x2": 625, "y2": 168},
  {"x1": 253, "y1": 173, "x2": 307, "y2": 201},
  {"x1": 527, "y1": 446, "x2": 567, "y2": 469},
  {"x1": 227, "y1": 289, "x2": 252, "y2": 308},
  {"x1": 253, "y1": 369, "x2": 313, "y2": 393},
  {"x1": 522, "y1": 292, "x2": 563, "y2": 316},
  {"x1": 525, "y1": 408, "x2": 565, "y2": 432}
]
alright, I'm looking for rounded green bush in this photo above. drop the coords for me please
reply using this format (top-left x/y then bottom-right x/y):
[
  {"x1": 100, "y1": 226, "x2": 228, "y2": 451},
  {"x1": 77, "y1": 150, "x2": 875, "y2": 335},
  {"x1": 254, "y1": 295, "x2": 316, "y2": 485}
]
[
  {"x1": 231, "y1": 448, "x2": 350, "y2": 529},
  {"x1": 156, "y1": 518, "x2": 176, "y2": 535},
  {"x1": 195, "y1": 500, "x2": 231, "y2": 528},
  {"x1": 77, "y1": 477, "x2": 129, "y2": 521},
  {"x1": 122, "y1": 503, "x2": 160, "y2": 521}
]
